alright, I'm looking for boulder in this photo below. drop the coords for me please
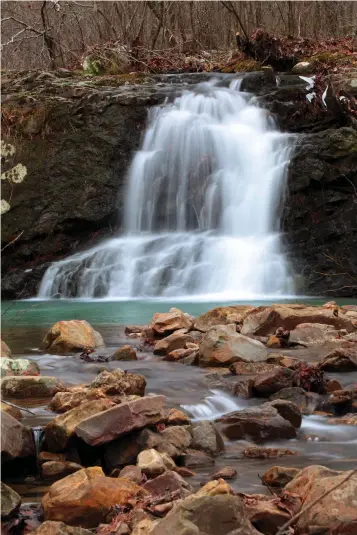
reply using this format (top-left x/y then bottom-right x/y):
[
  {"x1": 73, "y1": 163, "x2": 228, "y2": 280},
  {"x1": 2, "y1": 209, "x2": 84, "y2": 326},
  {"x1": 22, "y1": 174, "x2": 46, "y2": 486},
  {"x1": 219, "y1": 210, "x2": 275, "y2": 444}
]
[
  {"x1": 1, "y1": 339, "x2": 11, "y2": 358},
  {"x1": 209, "y1": 467, "x2": 237, "y2": 481},
  {"x1": 267, "y1": 399, "x2": 302, "y2": 428},
  {"x1": 328, "y1": 413, "x2": 357, "y2": 425},
  {"x1": 199, "y1": 326, "x2": 268, "y2": 367},
  {"x1": 289, "y1": 323, "x2": 339, "y2": 346},
  {"x1": 39, "y1": 452, "x2": 66, "y2": 464},
  {"x1": 182, "y1": 449, "x2": 215, "y2": 468},
  {"x1": 157, "y1": 426, "x2": 192, "y2": 456},
  {"x1": 111, "y1": 345, "x2": 137, "y2": 361},
  {"x1": 216, "y1": 405, "x2": 297, "y2": 442},
  {"x1": 1, "y1": 358, "x2": 40, "y2": 377},
  {"x1": 292, "y1": 61, "x2": 314, "y2": 75},
  {"x1": 261, "y1": 466, "x2": 300, "y2": 487},
  {"x1": 89, "y1": 369, "x2": 146, "y2": 396},
  {"x1": 152, "y1": 494, "x2": 261, "y2": 535},
  {"x1": 1, "y1": 411, "x2": 35, "y2": 461},
  {"x1": 132, "y1": 519, "x2": 157, "y2": 535},
  {"x1": 197, "y1": 479, "x2": 234, "y2": 497},
  {"x1": 285, "y1": 465, "x2": 357, "y2": 533},
  {"x1": 103, "y1": 431, "x2": 142, "y2": 470},
  {"x1": 318, "y1": 346, "x2": 357, "y2": 371},
  {"x1": 190, "y1": 421, "x2": 224, "y2": 455},
  {"x1": 1, "y1": 376, "x2": 66, "y2": 399},
  {"x1": 326, "y1": 379, "x2": 343, "y2": 393},
  {"x1": 241, "y1": 305, "x2": 354, "y2": 336},
  {"x1": 1, "y1": 482, "x2": 21, "y2": 518},
  {"x1": 31, "y1": 521, "x2": 92, "y2": 535},
  {"x1": 266, "y1": 335, "x2": 281, "y2": 348},
  {"x1": 243, "y1": 493, "x2": 291, "y2": 535},
  {"x1": 1, "y1": 401, "x2": 23, "y2": 420},
  {"x1": 243, "y1": 446, "x2": 297, "y2": 458},
  {"x1": 49, "y1": 388, "x2": 109, "y2": 413},
  {"x1": 44, "y1": 399, "x2": 114, "y2": 452},
  {"x1": 75, "y1": 395, "x2": 165, "y2": 446},
  {"x1": 230, "y1": 361, "x2": 278, "y2": 375},
  {"x1": 253, "y1": 368, "x2": 294, "y2": 396},
  {"x1": 194, "y1": 306, "x2": 252, "y2": 332},
  {"x1": 143, "y1": 470, "x2": 192, "y2": 498},
  {"x1": 164, "y1": 348, "x2": 196, "y2": 362},
  {"x1": 166, "y1": 408, "x2": 191, "y2": 425},
  {"x1": 42, "y1": 461, "x2": 83, "y2": 479},
  {"x1": 154, "y1": 332, "x2": 194, "y2": 356},
  {"x1": 42, "y1": 467, "x2": 147, "y2": 528},
  {"x1": 125, "y1": 325, "x2": 146, "y2": 335},
  {"x1": 119, "y1": 465, "x2": 143, "y2": 484},
  {"x1": 43, "y1": 320, "x2": 104, "y2": 354},
  {"x1": 137, "y1": 449, "x2": 175, "y2": 477},
  {"x1": 150, "y1": 308, "x2": 193, "y2": 335},
  {"x1": 269, "y1": 387, "x2": 319, "y2": 413}
]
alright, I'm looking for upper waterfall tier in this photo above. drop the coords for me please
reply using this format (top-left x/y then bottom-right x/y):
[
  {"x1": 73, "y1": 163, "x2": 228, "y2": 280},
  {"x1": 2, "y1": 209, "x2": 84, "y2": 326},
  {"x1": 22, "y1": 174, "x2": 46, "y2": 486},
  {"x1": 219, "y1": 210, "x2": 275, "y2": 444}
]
[{"x1": 38, "y1": 77, "x2": 295, "y2": 299}]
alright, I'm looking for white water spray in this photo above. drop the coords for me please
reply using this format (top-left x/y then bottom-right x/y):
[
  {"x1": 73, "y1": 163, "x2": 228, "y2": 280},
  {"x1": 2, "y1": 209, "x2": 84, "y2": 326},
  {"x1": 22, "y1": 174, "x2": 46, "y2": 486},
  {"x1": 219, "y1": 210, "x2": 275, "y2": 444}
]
[{"x1": 39, "y1": 78, "x2": 294, "y2": 299}]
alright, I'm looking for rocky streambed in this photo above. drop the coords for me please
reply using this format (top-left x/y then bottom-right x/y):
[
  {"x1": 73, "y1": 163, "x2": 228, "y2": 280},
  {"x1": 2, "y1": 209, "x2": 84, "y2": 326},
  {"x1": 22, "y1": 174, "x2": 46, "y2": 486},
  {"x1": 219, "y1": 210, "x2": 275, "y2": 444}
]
[{"x1": 1, "y1": 302, "x2": 357, "y2": 534}]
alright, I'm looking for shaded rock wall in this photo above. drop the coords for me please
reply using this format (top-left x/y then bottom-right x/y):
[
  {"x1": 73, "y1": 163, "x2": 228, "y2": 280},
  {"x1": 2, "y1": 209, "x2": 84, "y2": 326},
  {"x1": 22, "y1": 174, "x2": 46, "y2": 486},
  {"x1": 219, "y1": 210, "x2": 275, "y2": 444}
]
[{"x1": 1, "y1": 71, "x2": 356, "y2": 298}]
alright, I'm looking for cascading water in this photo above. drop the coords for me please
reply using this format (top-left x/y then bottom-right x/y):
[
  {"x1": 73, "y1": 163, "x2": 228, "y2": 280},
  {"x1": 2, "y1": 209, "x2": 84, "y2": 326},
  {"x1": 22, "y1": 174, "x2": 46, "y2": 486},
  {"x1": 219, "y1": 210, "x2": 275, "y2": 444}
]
[{"x1": 39, "y1": 77, "x2": 294, "y2": 299}]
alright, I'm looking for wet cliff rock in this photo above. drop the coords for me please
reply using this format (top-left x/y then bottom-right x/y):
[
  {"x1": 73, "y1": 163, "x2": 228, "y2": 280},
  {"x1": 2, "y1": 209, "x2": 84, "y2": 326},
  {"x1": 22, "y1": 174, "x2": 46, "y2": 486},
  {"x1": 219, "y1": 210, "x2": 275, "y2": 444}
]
[{"x1": 1, "y1": 70, "x2": 356, "y2": 298}]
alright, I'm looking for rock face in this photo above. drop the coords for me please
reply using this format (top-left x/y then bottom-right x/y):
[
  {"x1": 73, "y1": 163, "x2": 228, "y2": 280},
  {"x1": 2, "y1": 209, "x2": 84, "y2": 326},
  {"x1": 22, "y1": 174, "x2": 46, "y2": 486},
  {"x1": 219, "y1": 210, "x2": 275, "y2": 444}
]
[
  {"x1": 1, "y1": 73, "x2": 357, "y2": 299},
  {"x1": 283, "y1": 127, "x2": 357, "y2": 298},
  {"x1": 1, "y1": 411, "x2": 35, "y2": 461},
  {"x1": 1, "y1": 482, "x2": 21, "y2": 518},
  {"x1": 43, "y1": 320, "x2": 104, "y2": 354},
  {"x1": 42, "y1": 467, "x2": 147, "y2": 528},
  {"x1": 199, "y1": 326, "x2": 268, "y2": 367},
  {"x1": 1, "y1": 376, "x2": 66, "y2": 398},
  {"x1": 75, "y1": 395, "x2": 165, "y2": 446},
  {"x1": 285, "y1": 465, "x2": 357, "y2": 532},
  {"x1": 241, "y1": 305, "x2": 354, "y2": 336},
  {"x1": 216, "y1": 405, "x2": 297, "y2": 442},
  {"x1": 152, "y1": 494, "x2": 261, "y2": 535}
]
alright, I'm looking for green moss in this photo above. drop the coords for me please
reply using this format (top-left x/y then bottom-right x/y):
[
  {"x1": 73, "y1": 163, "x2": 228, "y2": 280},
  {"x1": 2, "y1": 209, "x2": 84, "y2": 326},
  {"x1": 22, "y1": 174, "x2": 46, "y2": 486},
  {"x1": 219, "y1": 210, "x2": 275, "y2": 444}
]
[
  {"x1": 223, "y1": 60, "x2": 262, "y2": 73},
  {"x1": 302, "y1": 52, "x2": 351, "y2": 67},
  {"x1": 90, "y1": 72, "x2": 149, "y2": 87}
]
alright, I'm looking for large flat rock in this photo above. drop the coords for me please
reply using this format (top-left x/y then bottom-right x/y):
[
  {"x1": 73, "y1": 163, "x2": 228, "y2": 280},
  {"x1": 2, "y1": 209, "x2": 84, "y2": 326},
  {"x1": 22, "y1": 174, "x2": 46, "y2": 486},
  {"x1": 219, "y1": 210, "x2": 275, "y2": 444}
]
[{"x1": 75, "y1": 395, "x2": 165, "y2": 446}]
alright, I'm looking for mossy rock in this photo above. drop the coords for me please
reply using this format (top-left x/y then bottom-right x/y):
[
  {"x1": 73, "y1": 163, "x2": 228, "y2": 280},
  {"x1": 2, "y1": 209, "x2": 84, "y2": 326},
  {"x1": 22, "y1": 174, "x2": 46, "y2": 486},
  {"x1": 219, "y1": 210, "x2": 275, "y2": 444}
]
[{"x1": 222, "y1": 60, "x2": 262, "y2": 74}]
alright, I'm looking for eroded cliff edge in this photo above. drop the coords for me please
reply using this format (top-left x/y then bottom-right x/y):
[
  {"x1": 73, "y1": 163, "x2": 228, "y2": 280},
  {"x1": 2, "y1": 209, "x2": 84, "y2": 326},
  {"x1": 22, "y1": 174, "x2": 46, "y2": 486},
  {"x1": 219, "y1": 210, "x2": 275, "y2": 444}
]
[{"x1": 1, "y1": 70, "x2": 357, "y2": 298}]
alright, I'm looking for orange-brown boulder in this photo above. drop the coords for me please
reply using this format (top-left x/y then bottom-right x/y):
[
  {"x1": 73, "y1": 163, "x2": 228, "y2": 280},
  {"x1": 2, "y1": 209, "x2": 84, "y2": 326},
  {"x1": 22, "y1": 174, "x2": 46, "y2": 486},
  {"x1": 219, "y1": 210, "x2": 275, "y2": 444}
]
[
  {"x1": 43, "y1": 320, "x2": 104, "y2": 354},
  {"x1": 42, "y1": 467, "x2": 147, "y2": 528}
]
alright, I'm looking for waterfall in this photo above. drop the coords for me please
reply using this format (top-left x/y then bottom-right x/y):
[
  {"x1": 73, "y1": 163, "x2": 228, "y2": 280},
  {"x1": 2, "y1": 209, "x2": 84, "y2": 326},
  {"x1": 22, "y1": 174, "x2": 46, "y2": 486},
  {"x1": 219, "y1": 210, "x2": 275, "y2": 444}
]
[{"x1": 39, "y1": 77, "x2": 294, "y2": 300}]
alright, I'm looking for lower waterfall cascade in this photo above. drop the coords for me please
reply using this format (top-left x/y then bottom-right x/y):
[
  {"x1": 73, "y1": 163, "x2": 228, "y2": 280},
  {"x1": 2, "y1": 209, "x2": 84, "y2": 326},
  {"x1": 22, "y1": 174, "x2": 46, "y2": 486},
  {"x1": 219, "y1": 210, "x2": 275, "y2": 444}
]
[{"x1": 38, "y1": 77, "x2": 295, "y2": 299}]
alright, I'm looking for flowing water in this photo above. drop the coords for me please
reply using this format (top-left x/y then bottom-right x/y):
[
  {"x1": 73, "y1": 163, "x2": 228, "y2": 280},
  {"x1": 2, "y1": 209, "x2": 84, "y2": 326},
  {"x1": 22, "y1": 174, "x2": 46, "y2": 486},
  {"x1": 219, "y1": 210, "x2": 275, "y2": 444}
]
[{"x1": 39, "y1": 77, "x2": 294, "y2": 299}]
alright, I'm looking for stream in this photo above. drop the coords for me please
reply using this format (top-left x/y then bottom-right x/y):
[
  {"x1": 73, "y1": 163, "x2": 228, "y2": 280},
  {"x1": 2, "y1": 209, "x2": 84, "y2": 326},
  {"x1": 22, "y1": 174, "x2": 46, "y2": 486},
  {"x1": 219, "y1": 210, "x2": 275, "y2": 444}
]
[{"x1": 3, "y1": 298, "x2": 357, "y2": 503}]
